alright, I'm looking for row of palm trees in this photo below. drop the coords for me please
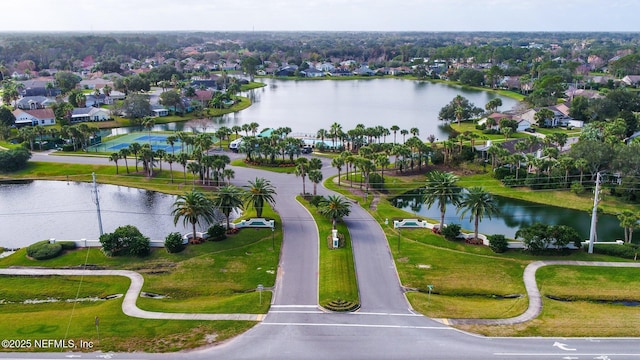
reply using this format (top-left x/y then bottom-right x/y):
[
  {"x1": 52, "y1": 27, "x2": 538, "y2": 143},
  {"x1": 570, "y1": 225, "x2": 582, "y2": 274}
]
[
  {"x1": 315, "y1": 122, "x2": 423, "y2": 152},
  {"x1": 423, "y1": 170, "x2": 499, "y2": 241},
  {"x1": 171, "y1": 177, "x2": 277, "y2": 238},
  {"x1": 16, "y1": 123, "x2": 100, "y2": 151}
]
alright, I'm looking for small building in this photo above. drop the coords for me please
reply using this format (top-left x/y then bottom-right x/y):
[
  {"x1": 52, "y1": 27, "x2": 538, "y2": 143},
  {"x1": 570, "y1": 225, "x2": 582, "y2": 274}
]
[
  {"x1": 151, "y1": 105, "x2": 169, "y2": 117},
  {"x1": 12, "y1": 108, "x2": 56, "y2": 126},
  {"x1": 16, "y1": 96, "x2": 55, "y2": 110},
  {"x1": 71, "y1": 107, "x2": 111, "y2": 123}
]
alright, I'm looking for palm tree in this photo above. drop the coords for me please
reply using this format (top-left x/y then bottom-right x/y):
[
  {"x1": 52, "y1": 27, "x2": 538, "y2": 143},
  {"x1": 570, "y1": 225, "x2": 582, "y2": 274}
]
[
  {"x1": 400, "y1": 129, "x2": 409, "y2": 143},
  {"x1": 166, "y1": 135, "x2": 178, "y2": 154},
  {"x1": 245, "y1": 177, "x2": 277, "y2": 218},
  {"x1": 222, "y1": 168, "x2": 235, "y2": 185},
  {"x1": 309, "y1": 157, "x2": 323, "y2": 170},
  {"x1": 423, "y1": 170, "x2": 462, "y2": 231},
  {"x1": 295, "y1": 157, "x2": 310, "y2": 195},
  {"x1": 390, "y1": 125, "x2": 400, "y2": 144},
  {"x1": 617, "y1": 210, "x2": 639, "y2": 244},
  {"x1": 308, "y1": 169, "x2": 323, "y2": 196},
  {"x1": 331, "y1": 156, "x2": 345, "y2": 186},
  {"x1": 128, "y1": 142, "x2": 142, "y2": 172},
  {"x1": 118, "y1": 148, "x2": 130, "y2": 174},
  {"x1": 171, "y1": 189, "x2": 216, "y2": 241},
  {"x1": 213, "y1": 185, "x2": 245, "y2": 230},
  {"x1": 109, "y1": 153, "x2": 120, "y2": 174},
  {"x1": 177, "y1": 152, "x2": 189, "y2": 183},
  {"x1": 317, "y1": 195, "x2": 352, "y2": 230},
  {"x1": 458, "y1": 187, "x2": 500, "y2": 241},
  {"x1": 187, "y1": 161, "x2": 200, "y2": 186},
  {"x1": 164, "y1": 153, "x2": 176, "y2": 183}
]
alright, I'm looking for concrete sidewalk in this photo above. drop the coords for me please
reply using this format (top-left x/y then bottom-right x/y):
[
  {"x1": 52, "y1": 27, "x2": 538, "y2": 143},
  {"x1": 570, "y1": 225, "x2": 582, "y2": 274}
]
[{"x1": 0, "y1": 268, "x2": 264, "y2": 321}]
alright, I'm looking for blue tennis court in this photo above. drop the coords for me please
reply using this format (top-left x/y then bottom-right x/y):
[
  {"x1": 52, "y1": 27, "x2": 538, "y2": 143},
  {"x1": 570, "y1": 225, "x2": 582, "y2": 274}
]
[
  {"x1": 107, "y1": 143, "x2": 131, "y2": 151},
  {"x1": 135, "y1": 135, "x2": 174, "y2": 142}
]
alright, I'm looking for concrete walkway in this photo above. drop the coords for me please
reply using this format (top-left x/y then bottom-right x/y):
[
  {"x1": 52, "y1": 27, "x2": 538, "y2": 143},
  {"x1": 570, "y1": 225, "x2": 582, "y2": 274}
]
[
  {"x1": 445, "y1": 260, "x2": 640, "y2": 325},
  {"x1": 0, "y1": 268, "x2": 264, "y2": 321}
]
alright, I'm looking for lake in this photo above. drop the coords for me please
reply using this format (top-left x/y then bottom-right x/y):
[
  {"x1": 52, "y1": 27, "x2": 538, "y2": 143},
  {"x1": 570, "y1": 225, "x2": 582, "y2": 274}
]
[
  {"x1": 0, "y1": 181, "x2": 226, "y2": 249},
  {"x1": 391, "y1": 190, "x2": 625, "y2": 241},
  {"x1": 111, "y1": 78, "x2": 519, "y2": 140}
]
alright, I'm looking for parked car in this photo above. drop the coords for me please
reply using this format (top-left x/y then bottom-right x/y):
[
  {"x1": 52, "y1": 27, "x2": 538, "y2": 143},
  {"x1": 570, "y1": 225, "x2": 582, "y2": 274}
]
[{"x1": 524, "y1": 127, "x2": 536, "y2": 133}]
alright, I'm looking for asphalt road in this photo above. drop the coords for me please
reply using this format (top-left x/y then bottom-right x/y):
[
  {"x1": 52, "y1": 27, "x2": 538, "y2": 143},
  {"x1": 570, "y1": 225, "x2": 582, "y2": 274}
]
[{"x1": 3, "y1": 151, "x2": 640, "y2": 360}]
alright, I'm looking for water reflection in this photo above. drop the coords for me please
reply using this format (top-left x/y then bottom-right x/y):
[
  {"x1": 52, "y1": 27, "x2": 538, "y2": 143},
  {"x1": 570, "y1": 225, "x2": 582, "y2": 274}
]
[
  {"x1": 391, "y1": 189, "x2": 623, "y2": 241},
  {"x1": 0, "y1": 181, "x2": 228, "y2": 248}
]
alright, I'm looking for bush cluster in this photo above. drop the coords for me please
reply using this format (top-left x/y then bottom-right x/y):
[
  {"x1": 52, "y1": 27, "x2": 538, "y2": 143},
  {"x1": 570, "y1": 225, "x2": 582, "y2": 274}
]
[
  {"x1": 0, "y1": 147, "x2": 31, "y2": 172},
  {"x1": 593, "y1": 243, "x2": 639, "y2": 259},
  {"x1": 488, "y1": 234, "x2": 509, "y2": 253},
  {"x1": 26, "y1": 240, "x2": 63, "y2": 260},
  {"x1": 207, "y1": 224, "x2": 227, "y2": 241},
  {"x1": 99, "y1": 225, "x2": 150, "y2": 257},
  {"x1": 441, "y1": 224, "x2": 461, "y2": 240},
  {"x1": 164, "y1": 232, "x2": 185, "y2": 253}
]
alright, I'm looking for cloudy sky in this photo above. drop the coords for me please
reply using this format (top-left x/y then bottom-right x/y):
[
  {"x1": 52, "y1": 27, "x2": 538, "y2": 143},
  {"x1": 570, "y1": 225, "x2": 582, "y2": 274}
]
[{"x1": 2, "y1": 0, "x2": 638, "y2": 32}]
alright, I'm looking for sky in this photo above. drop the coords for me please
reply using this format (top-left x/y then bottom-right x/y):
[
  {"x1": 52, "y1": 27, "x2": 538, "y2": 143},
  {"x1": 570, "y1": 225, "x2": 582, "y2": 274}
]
[{"x1": 1, "y1": 0, "x2": 639, "y2": 32}]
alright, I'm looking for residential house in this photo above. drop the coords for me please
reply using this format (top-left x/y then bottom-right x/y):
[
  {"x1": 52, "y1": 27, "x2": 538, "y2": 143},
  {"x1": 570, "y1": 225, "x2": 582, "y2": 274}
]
[
  {"x1": 151, "y1": 105, "x2": 169, "y2": 117},
  {"x1": 275, "y1": 65, "x2": 298, "y2": 77},
  {"x1": 300, "y1": 68, "x2": 325, "y2": 78},
  {"x1": 316, "y1": 62, "x2": 335, "y2": 72},
  {"x1": 79, "y1": 78, "x2": 114, "y2": 90},
  {"x1": 329, "y1": 68, "x2": 352, "y2": 77},
  {"x1": 193, "y1": 90, "x2": 214, "y2": 107},
  {"x1": 12, "y1": 108, "x2": 56, "y2": 126},
  {"x1": 16, "y1": 96, "x2": 55, "y2": 110},
  {"x1": 622, "y1": 75, "x2": 640, "y2": 87},
  {"x1": 85, "y1": 94, "x2": 112, "y2": 107},
  {"x1": 71, "y1": 107, "x2": 111, "y2": 122}
]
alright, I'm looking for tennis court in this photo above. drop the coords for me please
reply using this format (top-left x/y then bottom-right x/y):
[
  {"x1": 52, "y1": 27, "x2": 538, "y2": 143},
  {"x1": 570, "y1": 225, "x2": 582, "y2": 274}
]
[{"x1": 89, "y1": 132, "x2": 187, "y2": 154}]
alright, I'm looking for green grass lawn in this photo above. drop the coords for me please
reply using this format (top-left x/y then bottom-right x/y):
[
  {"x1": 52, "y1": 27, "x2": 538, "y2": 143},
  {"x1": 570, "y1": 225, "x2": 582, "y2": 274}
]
[
  {"x1": 0, "y1": 200, "x2": 281, "y2": 352},
  {"x1": 297, "y1": 196, "x2": 359, "y2": 308},
  {"x1": 230, "y1": 159, "x2": 297, "y2": 174}
]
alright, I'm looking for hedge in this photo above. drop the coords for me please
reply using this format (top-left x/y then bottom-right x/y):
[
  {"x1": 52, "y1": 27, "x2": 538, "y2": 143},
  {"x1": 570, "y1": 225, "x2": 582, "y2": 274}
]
[{"x1": 26, "y1": 240, "x2": 63, "y2": 260}]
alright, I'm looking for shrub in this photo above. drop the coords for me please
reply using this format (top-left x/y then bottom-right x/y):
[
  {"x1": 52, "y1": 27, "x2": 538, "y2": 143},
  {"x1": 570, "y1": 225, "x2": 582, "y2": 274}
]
[
  {"x1": 207, "y1": 224, "x2": 227, "y2": 241},
  {"x1": 441, "y1": 223, "x2": 461, "y2": 240},
  {"x1": 369, "y1": 173, "x2": 384, "y2": 190},
  {"x1": 492, "y1": 166, "x2": 511, "y2": 180},
  {"x1": 164, "y1": 232, "x2": 185, "y2": 253},
  {"x1": 430, "y1": 150, "x2": 444, "y2": 165},
  {"x1": 26, "y1": 240, "x2": 63, "y2": 260},
  {"x1": 593, "y1": 243, "x2": 639, "y2": 259},
  {"x1": 99, "y1": 225, "x2": 150, "y2": 257},
  {"x1": 488, "y1": 234, "x2": 509, "y2": 253},
  {"x1": 309, "y1": 195, "x2": 325, "y2": 207},
  {"x1": 0, "y1": 147, "x2": 31, "y2": 172},
  {"x1": 58, "y1": 241, "x2": 77, "y2": 250}
]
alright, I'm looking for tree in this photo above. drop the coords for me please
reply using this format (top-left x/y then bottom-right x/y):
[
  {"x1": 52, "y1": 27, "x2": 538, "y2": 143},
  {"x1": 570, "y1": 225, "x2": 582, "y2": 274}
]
[
  {"x1": 0, "y1": 147, "x2": 31, "y2": 172},
  {"x1": 109, "y1": 152, "x2": 120, "y2": 174},
  {"x1": 128, "y1": 142, "x2": 142, "y2": 172},
  {"x1": 438, "y1": 95, "x2": 483, "y2": 124},
  {"x1": 308, "y1": 169, "x2": 323, "y2": 196},
  {"x1": 0, "y1": 106, "x2": 15, "y2": 127},
  {"x1": 423, "y1": 170, "x2": 462, "y2": 231},
  {"x1": 54, "y1": 71, "x2": 81, "y2": 93},
  {"x1": 171, "y1": 189, "x2": 217, "y2": 241},
  {"x1": 331, "y1": 156, "x2": 345, "y2": 186},
  {"x1": 618, "y1": 210, "x2": 639, "y2": 244},
  {"x1": 295, "y1": 157, "x2": 310, "y2": 195},
  {"x1": 213, "y1": 185, "x2": 245, "y2": 230},
  {"x1": 159, "y1": 90, "x2": 184, "y2": 114},
  {"x1": 534, "y1": 108, "x2": 555, "y2": 127},
  {"x1": 317, "y1": 195, "x2": 352, "y2": 230},
  {"x1": 245, "y1": 177, "x2": 277, "y2": 218},
  {"x1": 485, "y1": 98, "x2": 502, "y2": 113},
  {"x1": 122, "y1": 93, "x2": 152, "y2": 120},
  {"x1": 99, "y1": 225, "x2": 150, "y2": 257},
  {"x1": 390, "y1": 125, "x2": 400, "y2": 144},
  {"x1": 457, "y1": 187, "x2": 500, "y2": 241}
]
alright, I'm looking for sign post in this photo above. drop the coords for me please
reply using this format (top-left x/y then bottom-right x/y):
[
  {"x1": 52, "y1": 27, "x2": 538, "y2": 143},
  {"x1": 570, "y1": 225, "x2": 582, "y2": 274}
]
[
  {"x1": 427, "y1": 285, "x2": 434, "y2": 304},
  {"x1": 257, "y1": 284, "x2": 264, "y2": 305}
]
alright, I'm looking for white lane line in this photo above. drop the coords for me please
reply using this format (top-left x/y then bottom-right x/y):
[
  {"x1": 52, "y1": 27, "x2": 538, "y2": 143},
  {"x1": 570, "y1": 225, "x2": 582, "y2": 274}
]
[
  {"x1": 262, "y1": 322, "x2": 453, "y2": 330},
  {"x1": 271, "y1": 305, "x2": 318, "y2": 308},
  {"x1": 269, "y1": 311, "x2": 323, "y2": 314},
  {"x1": 494, "y1": 353, "x2": 640, "y2": 357}
]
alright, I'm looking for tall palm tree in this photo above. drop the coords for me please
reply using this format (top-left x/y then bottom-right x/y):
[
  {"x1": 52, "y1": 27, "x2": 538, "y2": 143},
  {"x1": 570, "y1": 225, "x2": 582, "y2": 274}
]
[
  {"x1": 118, "y1": 148, "x2": 130, "y2": 174},
  {"x1": 164, "y1": 153, "x2": 176, "y2": 183},
  {"x1": 177, "y1": 152, "x2": 189, "y2": 184},
  {"x1": 295, "y1": 157, "x2": 310, "y2": 195},
  {"x1": 166, "y1": 135, "x2": 178, "y2": 154},
  {"x1": 187, "y1": 161, "x2": 200, "y2": 186},
  {"x1": 318, "y1": 195, "x2": 351, "y2": 230},
  {"x1": 108, "y1": 153, "x2": 120, "y2": 174},
  {"x1": 308, "y1": 169, "x2": 323, "y2": 196},
  {"x1": 400, "y1": 129, "x2": 409, "y2": 143},
  {"x1": 331, "y1": 156, "x2": 345, "y2": 186},
  {"x1": 213, "y1": 185, "x2": 245, "y2": 230},
  {"x1": 390, "y1": 125, "x2": 400, "y2": 144},
  {"x1": 128, "y1": 142, "x2": 142, "y2": 172},
  {"x1": 245, "y1": 177, "x2": 277, "y2": 218},
  {"x1": 423, "y1": 170, "x2": 462, "y2": 231},
  {"x1": 171, "y1": 189, "x2": 216, "y2": 240},
  {"x1": 458, "y1": 187, "x2": 500, "y2": 241}
]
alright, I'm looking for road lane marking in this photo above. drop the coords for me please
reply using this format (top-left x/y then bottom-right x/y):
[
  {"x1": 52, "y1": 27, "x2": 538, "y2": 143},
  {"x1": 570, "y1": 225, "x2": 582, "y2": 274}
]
[{"x1": 262, "y1": 322, "x2": 453, "y2": 330}]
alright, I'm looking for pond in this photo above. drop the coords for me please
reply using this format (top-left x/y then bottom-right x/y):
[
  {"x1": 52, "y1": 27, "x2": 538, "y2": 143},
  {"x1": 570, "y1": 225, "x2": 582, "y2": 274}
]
[
  {"x1": 110, "y1": 78, "x2": 519, "y2": 141},
  {"x1": 0, "y1": 181, "x2": 227, "y2": 249},
  {"x1": 391, "y1": 189, "x2": 625, "y2": 241}
]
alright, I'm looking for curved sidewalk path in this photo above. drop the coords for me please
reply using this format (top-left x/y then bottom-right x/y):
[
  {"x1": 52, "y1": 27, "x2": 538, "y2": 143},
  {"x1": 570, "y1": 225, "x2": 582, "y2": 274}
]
[
  {"x1": 446, "y1": 260, "x2": 640, "y2": 325},
  {"x1": 0, "y1": 268, "x2": 264, "y2": 321}
]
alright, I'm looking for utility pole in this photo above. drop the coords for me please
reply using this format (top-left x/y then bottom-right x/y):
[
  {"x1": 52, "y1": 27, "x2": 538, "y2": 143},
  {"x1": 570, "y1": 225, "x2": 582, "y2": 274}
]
[
  {"x1": 588, "y1": 172, "x2": 601, "y2": 254},
  {"x1": 92, "y1": 173, "x2": 104, "y2": 237}
]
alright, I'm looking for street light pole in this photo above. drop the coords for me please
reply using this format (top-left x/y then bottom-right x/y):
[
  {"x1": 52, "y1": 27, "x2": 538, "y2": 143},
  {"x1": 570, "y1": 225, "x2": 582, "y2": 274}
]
[{"x1": 271, "y1": 226, "x2": 275, "y2": 251}]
